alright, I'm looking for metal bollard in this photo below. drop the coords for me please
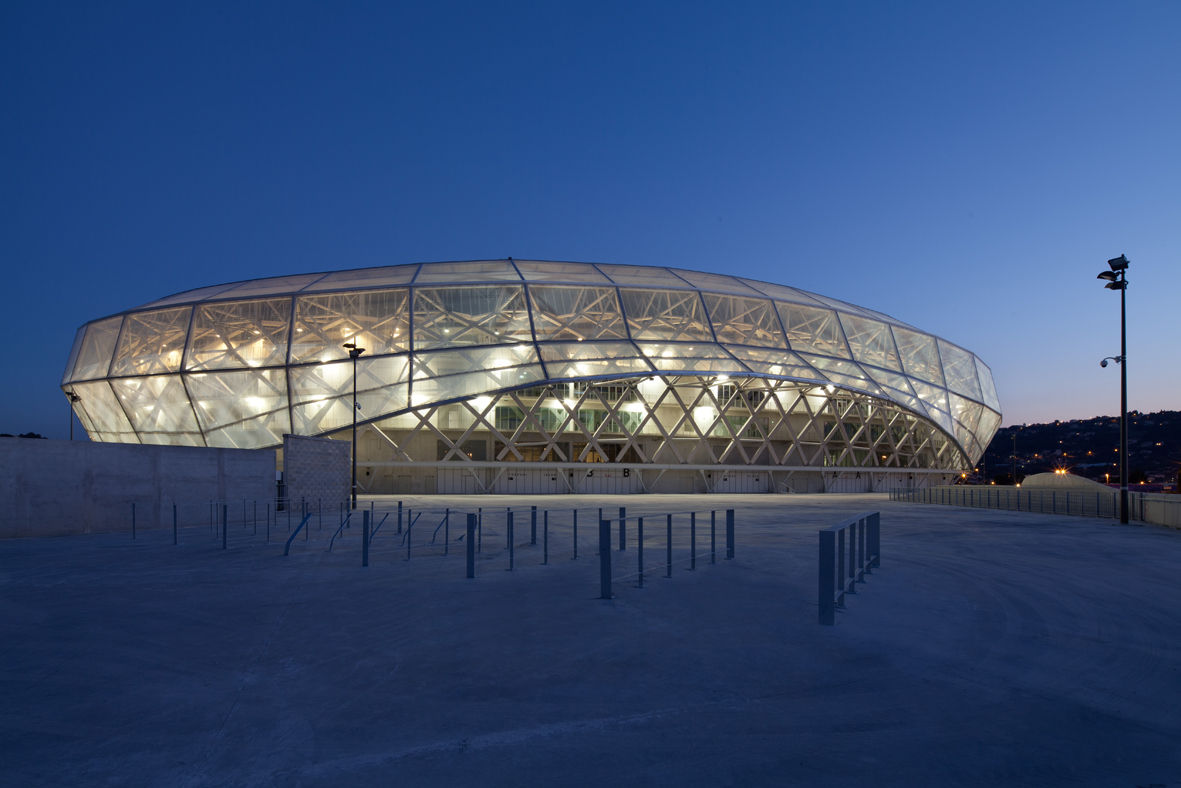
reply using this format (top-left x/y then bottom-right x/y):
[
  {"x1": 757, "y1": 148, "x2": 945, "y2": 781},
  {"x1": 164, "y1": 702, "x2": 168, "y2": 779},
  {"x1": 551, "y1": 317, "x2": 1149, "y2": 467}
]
[
  {"x1": 466, "y1": 513, "x2": 476, "y2": 579},
  {"x1": 266, "y1": 502, "x2": 271, "y2": 542},
  {"x1": 131, "y1": 502, "x2": 136, "y2": 540},
  {"x1": 397, "y1": 500, "x2": 403, "y2": 535},
  {"x1": 599, "y1": 519, "x2": 612, "y2": 599},
  {"x1": 637, "y1": 516, "x2": 644, "y2": 587},
  {"x1": 572, "y1": 509, "x2": 578, "y2": 560},
  {"x1": 666, "y1": 513, "x2": 672, "y2": 578},
  {"x1": 507, "y1": 511, "x2": 515, "y2": 571},
  {"x1": 710, "y1": 510, "x2": 716, "y2": 564},
  {"x1": 406, "y1": 508, "x2": 412, "y2": 560},
  {"x1": 444, "y1": 508, "x2": 450, "y2": 557},
  {"x1": 543, "y1": 510, "x2": 549, "y2": 565},
  {"x1": 362, "y1": 510, "x2": 370, "y2": 567},
  {"x1": 477, "y1": 507, "x2": 482, "y2": 553},
  {"x1": 725, "y1": 509, "x2": 735, "y2": 559},
  {"x1": 619, "y1": 506, "x2": 626, "y2": 551},
  {"x1": 222, "y1": 504, "x2": 228, "y2": 550},
  {"x1": 690, "y1": 512, "x2": 696, "y2": 570},
  {"x1": 531, "y1": 505, "x2": 537, "y2": 545},
  {"x1": 253, "y1": 500, "x2": 257, "y2": 535},
  {"x1": 172, "y1": 503, "x2": 177, "y2": 545}
]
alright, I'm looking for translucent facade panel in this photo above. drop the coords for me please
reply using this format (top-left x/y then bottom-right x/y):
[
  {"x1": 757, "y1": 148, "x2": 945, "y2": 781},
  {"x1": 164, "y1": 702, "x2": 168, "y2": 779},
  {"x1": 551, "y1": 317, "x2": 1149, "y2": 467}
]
[
  {"x1": 704, "y1": 295, "x2": 786, "y2": 348},
  {"x1": 806, "y1": 293, "x2": 881, "y2": 320},
  {"x1": 721, "y1": 346, "x2": 823, "y2": 381},
  {"x1": 839, "y1": 314, "x2": 902, "y2": 372},
  {"x1": 528, "y1": 286, "x2": 627, "y2": 341},
  {"x1": 861, "y1": 365, "x2": 917, "y2": 398},
  {"x1": 797, "y1": 355, "x2": 884, "y2": 397},
  {"x1": 515, "y1": 260, "x2": 612, "y2": 283},
  {"x1": 977, "y1": 408, "x2": 1002, "y2": 449},
  {"x1": 741, "y1": 280, "x2": 826, "y2": 306},
  {"x1": 636, "y1": 343, "x2": 748, "y2": 374},
  {"x1": 597, "y1": 265, "x2": 692, "y2": 288},
  {"x1": 110, "y1": 307, "x2": 192, "y2": 376},
  {"x1": 938, "y1": 339, "x2": 982, "y2": 400},
  {"x1": 62, "y1": 327, "x2": 86, "y2": 385},
  {"x1": 299, "y1": 264, "x2": 420, "y2": 292},
  {"x1": 538, "y1": 341, "x2": 654, "y2": 379},
  {"x1": 412, "y1": 359, "x2": 545, "y2": 406},
  {"x1": 215, "y1": 274, "x2": 326, "y2": 299},
  {"x1": 976, "y1": 357, "x2": 1001, "y2": 412},
  {"x1": 620, "y1": 289, "x2": 714, "y2": 342},
  {"x1": 111, "y1": 375, "x2": 202, "y2": 442},
  {"x1": 140, "y1": 282, "x2": 237, "y2": 308},
  {"x1": 68, "y1": 316, "x2": 122, "y2": 381},
  {"x1": 893, "y1": 326, "x2": 944, "y2": 386},
  {"x1": 778, "y1": 304, "x2": 850, "y2": 359},
  {"x1": 672, "y1": 269, "x2": 763, "y2": 296},
  {"x1": 290, "y1": 355, "x2": 410, "y2": 434},
  {"x1": 413, "y1": 286, "x2": 532, "y2": 349},
  {"x1": 71, "y1": 380, "x2": 138, "y2": 442},
  {"x1": 909, "y1": 379, "x2": 953, "y2": 435},
  {"x1": 412, "y1": 260, "x2": 520, "y2": 283},
  {"x1": 186, "y1": 368, "x2": 290, "y2": 448},
  {"x1": 291, "y1": 289, "x2": 409, "y2": 363},
  {"x1": 186, "y1": 298, "x2": 290, "y2": 371},
  {"x1": 948, "y1": 392, "x2": 985, "y2": 454},
  {"x1": 413, "y1": 344, "x2": 539, "y2": 382}
]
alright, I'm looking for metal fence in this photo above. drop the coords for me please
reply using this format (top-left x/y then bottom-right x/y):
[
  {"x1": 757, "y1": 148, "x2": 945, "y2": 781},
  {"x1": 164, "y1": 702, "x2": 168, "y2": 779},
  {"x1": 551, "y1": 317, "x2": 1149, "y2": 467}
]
[{"x1": 889, "y1": 486, "x2": 1181, "y2": 528}]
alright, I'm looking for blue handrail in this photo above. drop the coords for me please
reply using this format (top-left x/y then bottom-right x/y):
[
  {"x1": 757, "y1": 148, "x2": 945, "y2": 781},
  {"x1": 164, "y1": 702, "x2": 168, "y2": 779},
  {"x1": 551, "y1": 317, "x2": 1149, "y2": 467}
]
[{"x1": 283, "y1": 513, "x2": 314, "y2": 556}]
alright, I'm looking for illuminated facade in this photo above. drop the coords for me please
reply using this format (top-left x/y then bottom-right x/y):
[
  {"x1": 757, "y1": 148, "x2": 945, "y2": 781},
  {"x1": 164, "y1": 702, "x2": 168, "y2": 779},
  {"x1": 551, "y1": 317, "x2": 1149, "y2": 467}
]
[{"x1": 62, "y1": 260, "x2": 1001, "y2": 494}]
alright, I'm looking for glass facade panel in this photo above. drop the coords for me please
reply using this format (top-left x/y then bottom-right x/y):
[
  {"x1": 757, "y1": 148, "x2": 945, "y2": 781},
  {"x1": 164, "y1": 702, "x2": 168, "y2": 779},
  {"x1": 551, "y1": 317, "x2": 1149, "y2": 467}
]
[
  {"x1": 111, "y1": 375, "x2": 202, "y2": 441},
  {"x1": 721, "y1": 346, "x2": 821, "y2": 381},
  {"x1": 110, "y1": 307, "x2": 192, "y2": 376},
  {"x1": 300, "y1": 264, "x2": 420, "y2": 291},
  {"x1": 69, "y1": 316, "x2": 122, "y2": 381},
  {"x1": 778, "y1": 304, "x2": 850, "y2": 358},
  {"x1": 798, "y1": 355, "x2": 884, "y2": 397},
  {"x1": 620, "y1": 288, "x2": 714, "y2": 342},
  {"x1": 840, "y1": 314, "x2": 902, "y2": 371},
  {"x1": 186, "y1": 298, "x2": 290, "y2": 371},
  {"x1": 215, "y1": 274, "x2": 325, "y2": 299},
  {"x1": 290, "y1": 356, "x2": 410, "y2": 434},
  {"x1": 637, "y1": 343, "x2": 747, "y2": 374},
  {"x1": 893, "y1": 326, "x2": 944, "y2": 386},
  {"x1": 538, "y1": 342, "x2": 653, "y2": 378},
  {"x1": 292, "y1": 289, "x2": 409, "y2": 363},
  {"x1": 186, "y1": 368, "x2": 289, "y2": 446},
  {"x1": 71, "y1": 380, "x2": 138, "y2": 442},
  {"x1": 528, "y1": 286, "x2": 626, "y2": 341},
  {"x1": 413, "y1": 260, "x2": 520, "y2": 283},
  {"x1": 673, "y1": 269, "x2": 762, "y2": 296},
  {"x1": 938, "y1": 339, "x2": 982, "y2": 400},
  {"x1": 704, "y1": 295, "x2": 786, "y2": 348},
  {"x1": 139, "y1": 282, "x2": 238, "y2": 308},
  {"x1": 976, "y1": 357, "x2": 1001, "y2": 412},
  {"x1": 741, "y1": 280, "x2": 826, "y2": 306},
  {"x1": 413, "y1": 285, "x2": 532, "y2": 349},
  {"x1": 62, "y1": 328, "x2": 86, "y2": 385},
  {"x1": 515, "y1": 260, "x2": 612, "y2": 283},
  {"x1": 598, "y1": 265, "x2": 691, "y2": 288}
]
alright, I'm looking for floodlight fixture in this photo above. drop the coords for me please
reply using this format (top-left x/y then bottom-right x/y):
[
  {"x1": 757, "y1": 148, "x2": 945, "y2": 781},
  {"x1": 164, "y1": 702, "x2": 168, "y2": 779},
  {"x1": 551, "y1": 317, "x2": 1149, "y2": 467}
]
[
  {"x1": 1096, "y1": 254, "x2": 1130, "y2": 524},
  {"x1": 343, "y1": 341, "x2": 367, "y2": 509},
  {"x1": 1096, "y1": 271, "x2": 1118, "y2": 282},
  {"x1": 1107, "y1": 254, "x2": 1129, "y2": 271}
]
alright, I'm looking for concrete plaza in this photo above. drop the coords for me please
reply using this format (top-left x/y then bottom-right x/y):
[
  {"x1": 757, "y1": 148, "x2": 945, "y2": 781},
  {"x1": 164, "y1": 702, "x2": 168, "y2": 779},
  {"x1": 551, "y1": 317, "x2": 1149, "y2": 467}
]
[{"x1": 2, "y1": 494, "x2": 1179, "y2": 786}]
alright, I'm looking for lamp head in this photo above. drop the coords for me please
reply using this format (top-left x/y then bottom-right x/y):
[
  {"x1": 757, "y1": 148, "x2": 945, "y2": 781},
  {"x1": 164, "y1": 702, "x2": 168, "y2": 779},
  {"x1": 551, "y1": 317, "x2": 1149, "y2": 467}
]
[
  {"x1": 1104, "y1": 280, "x2": 1127, "y2": 290},
  {"x1": 1107, "y1": 254, "x2": 1130, "y2": 272},
  {"x1": 1097, "y1": 270, "x2": 1118, "y2": 282},
  {"x1": 1100, "y1": 359, "x2": 1108, "y2": 368}
]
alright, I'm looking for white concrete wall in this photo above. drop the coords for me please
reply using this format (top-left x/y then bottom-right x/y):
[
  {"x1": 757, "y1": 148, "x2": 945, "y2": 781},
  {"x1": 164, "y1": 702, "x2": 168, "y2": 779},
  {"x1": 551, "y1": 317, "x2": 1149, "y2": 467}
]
[{"x1": 0, "y1": 439, "x2": 275, "y2": 538}]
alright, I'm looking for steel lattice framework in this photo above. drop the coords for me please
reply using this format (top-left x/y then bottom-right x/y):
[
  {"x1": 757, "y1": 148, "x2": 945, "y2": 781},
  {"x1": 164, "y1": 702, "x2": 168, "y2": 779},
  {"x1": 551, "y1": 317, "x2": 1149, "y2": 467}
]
[{"x1": 63, "y1": 259, "x2": 1001, "y2": 494}]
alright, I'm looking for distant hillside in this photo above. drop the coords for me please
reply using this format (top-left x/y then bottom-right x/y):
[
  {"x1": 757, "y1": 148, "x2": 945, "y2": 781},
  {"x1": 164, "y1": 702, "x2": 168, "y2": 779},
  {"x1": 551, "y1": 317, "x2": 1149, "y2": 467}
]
[{"x1": 976, "y1": 410, "x2": 1181, "y2": 490}]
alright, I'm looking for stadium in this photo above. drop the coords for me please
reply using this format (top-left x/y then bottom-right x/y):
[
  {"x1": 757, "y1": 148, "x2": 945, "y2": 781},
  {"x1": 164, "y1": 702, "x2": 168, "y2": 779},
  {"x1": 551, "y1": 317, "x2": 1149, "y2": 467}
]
[{"x1": 62, "y1": 259, "x2": 1001, "y2": 494}]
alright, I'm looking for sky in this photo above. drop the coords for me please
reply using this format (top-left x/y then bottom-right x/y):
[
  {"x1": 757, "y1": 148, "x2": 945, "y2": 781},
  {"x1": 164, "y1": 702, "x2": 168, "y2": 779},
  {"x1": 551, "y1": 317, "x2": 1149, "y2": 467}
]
[{"x1": 3, "y1": 1, "x2": 1179, "y2": 439}]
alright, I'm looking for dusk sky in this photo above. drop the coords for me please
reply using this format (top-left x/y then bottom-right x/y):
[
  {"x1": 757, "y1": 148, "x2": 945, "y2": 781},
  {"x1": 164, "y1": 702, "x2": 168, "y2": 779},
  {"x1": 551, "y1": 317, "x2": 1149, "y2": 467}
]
[{"x1": 4, "y1": 1, "x2": 1178, "y2": 440}]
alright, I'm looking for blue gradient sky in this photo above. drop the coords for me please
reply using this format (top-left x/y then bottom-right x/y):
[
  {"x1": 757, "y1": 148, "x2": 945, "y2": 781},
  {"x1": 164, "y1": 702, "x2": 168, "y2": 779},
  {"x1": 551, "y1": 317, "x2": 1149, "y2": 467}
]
[{"x1": 3, "y1": 1, "x2": 1178, "y2": 439}]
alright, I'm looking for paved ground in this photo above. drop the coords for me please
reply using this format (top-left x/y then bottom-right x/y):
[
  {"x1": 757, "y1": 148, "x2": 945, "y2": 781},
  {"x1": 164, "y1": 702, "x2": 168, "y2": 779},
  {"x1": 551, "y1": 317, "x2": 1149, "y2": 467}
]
[{"x1": 2, "y1": 493, "x2": 1180, "y2": 787}]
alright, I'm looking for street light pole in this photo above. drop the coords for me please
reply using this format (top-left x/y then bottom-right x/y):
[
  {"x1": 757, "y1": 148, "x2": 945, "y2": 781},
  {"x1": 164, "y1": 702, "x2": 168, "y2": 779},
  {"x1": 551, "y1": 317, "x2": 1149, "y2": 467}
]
[
  {"x1": 344, "y1": 342, "x2": 366, "y2": 510},
  {"x1": 66, "y1": 391, "x2": 80, "y2": 441},
  {"x1": 1097, "y1": 254, "x2": 1130, "y2": 524}
]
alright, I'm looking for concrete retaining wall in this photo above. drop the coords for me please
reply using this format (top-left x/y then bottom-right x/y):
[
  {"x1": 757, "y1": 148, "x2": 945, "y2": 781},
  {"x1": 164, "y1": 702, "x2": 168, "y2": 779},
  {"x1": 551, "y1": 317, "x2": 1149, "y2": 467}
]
[
  {"x1": 0, "y1": 439, "x2": 275, "y2": 538},
  {"x1": 283, "y1": 434, "x2": 350, "y2": 507}
]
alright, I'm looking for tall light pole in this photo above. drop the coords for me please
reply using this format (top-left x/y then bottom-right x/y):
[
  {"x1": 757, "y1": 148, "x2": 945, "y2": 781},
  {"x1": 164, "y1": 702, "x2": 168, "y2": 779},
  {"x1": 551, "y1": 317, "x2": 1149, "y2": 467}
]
[
  {"x1": 344, "y1": 342, "x2": 366, "y2": 510},
  {"x1": 1097, "y1": 254, "x2": 1129, "y2": 524},
  {"x1": 66, "y1": 391, "x2": 80, "y2": 440}
]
